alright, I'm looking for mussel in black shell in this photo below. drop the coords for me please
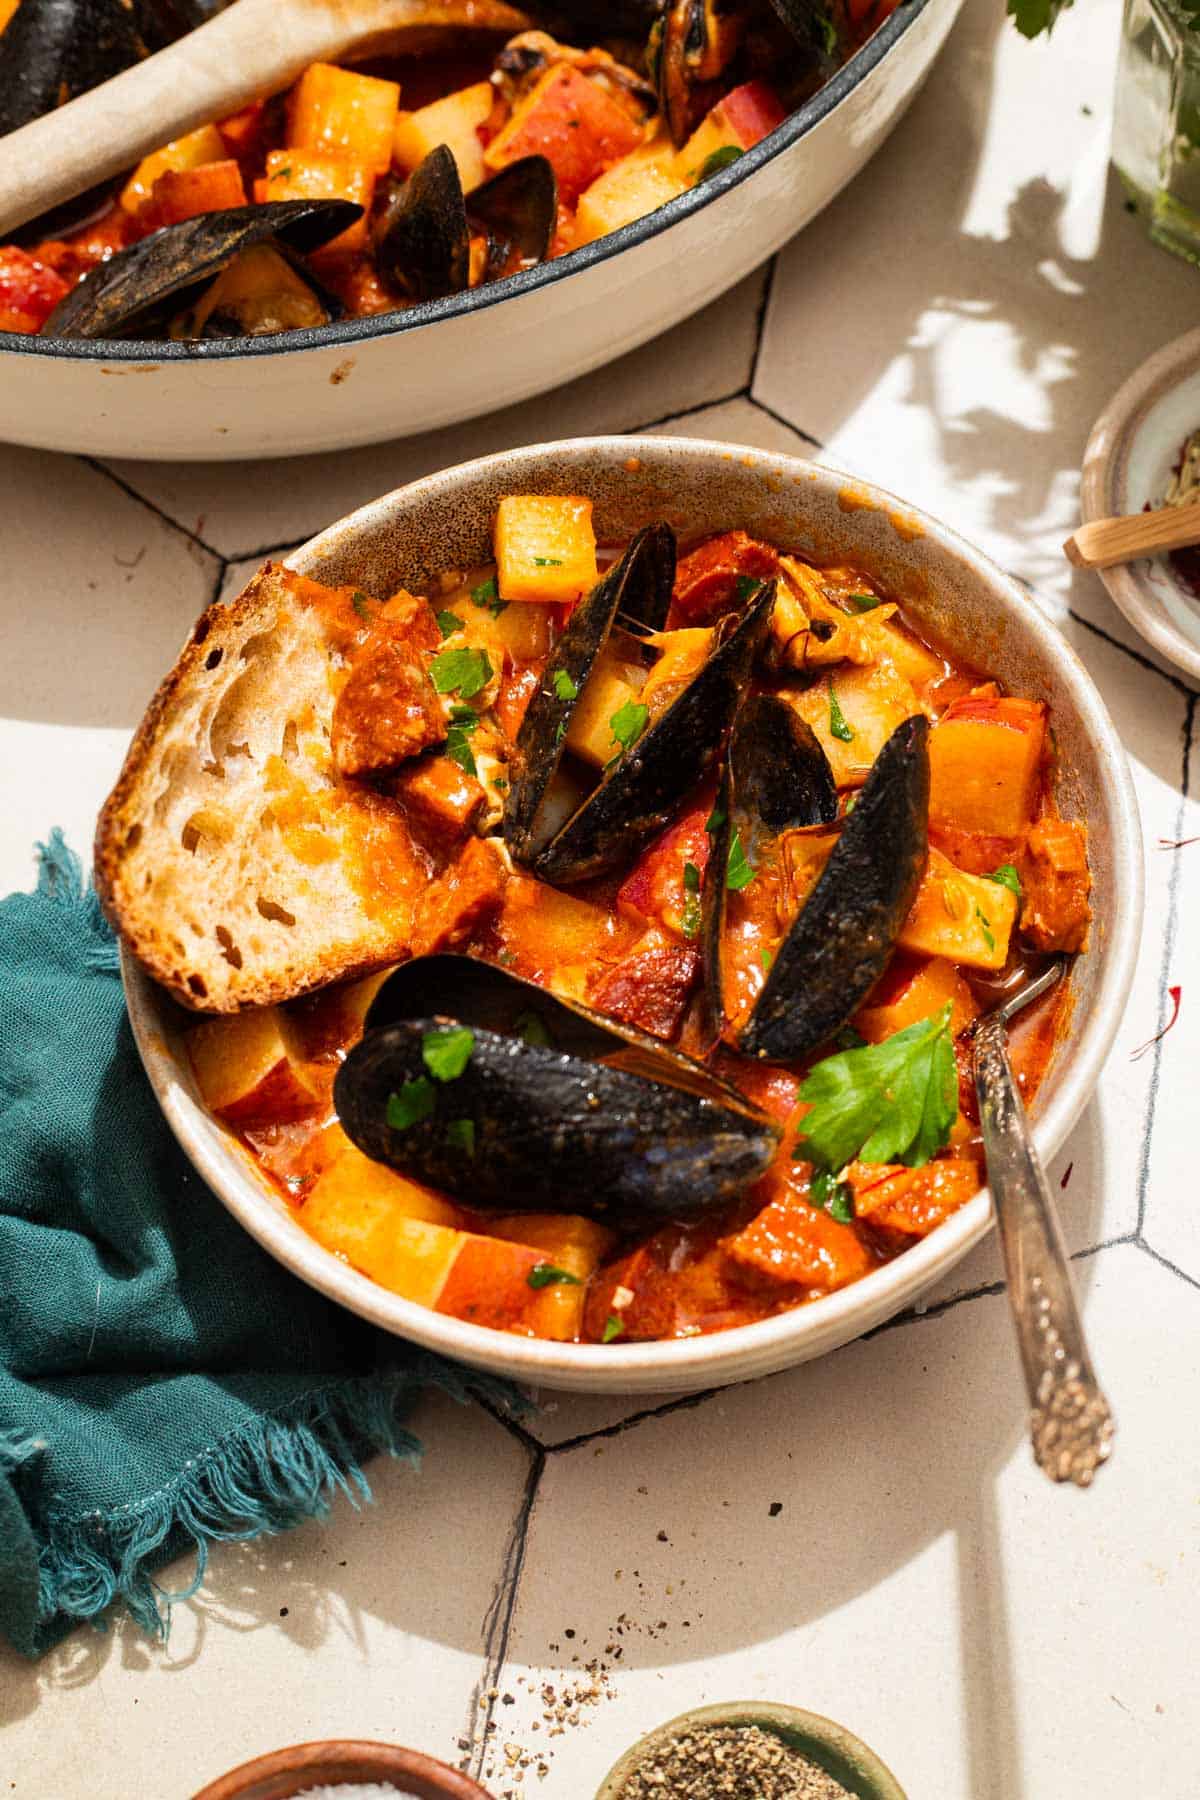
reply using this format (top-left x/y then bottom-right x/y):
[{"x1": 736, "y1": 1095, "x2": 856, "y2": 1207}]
[
  {"x1": 42, "y1": 199, "x2": 359, "y2": 339},
  {"x1": 374, "y1": 145, "x2": 557, "y2": 303},
  {"x1": 334, "y1": 954, "x2": 779, "y2": 1229},
  {"x1": 714, "y1": 711, "x2": 930, "y2": 1063}
]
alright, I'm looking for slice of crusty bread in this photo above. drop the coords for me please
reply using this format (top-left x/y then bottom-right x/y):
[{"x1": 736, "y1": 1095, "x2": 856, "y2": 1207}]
[{"x1": 96, "y1": 561, "x2": 429, "y2": 1013}]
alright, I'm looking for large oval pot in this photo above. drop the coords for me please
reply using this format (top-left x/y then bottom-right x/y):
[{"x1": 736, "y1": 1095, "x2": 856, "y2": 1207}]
[
  {"x1": 0, "y1": 0, "x2": 962, "y2": 461},
  {"x1": 123, "y1": 435, "x2": 1143, "y2": 1394}
]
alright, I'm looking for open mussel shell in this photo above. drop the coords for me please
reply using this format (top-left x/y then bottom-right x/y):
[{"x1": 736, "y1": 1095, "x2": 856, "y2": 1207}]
[
  {"x1": 336, "y1": 954, "x2": 779, "y2": 1229},
  {"x1": 503, "y1": 523, "x2": 676, "y2": 868},
  {"x1": 469, "y1": 155, "x2": 557, "y2": 280},
  {"x1": 737, "y1": 712, "x2": 931, "y2": 1063},
  {"x1": 42, "y1": 199, "x2": 359, "y2": 339},
  {"x1": 534, "y1": 579, "x2": 775, "y2": 887},
  {"x1": 374, "y1": 144, "x2": 470, "y2": 302},
  {"x1": 702, "y1": 693, "x2": 838, "y2": 1040},
  {"x1": 1, "y1": 0, "x2": 147, "y2": 136}
]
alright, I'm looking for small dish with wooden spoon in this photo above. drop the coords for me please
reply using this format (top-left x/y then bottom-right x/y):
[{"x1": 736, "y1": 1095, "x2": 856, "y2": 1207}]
[{"x1": 1077, "y1": 326, "x2": 1200, "y2": 683}]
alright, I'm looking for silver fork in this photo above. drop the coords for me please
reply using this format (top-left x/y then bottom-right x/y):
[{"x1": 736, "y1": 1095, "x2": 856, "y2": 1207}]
[{"x1": 973, "y1": 960, "x2": 1115, "y2": 1487}]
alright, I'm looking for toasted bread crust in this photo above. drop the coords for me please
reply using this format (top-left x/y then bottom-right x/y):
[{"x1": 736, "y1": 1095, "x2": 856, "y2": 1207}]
[{"x1": 96, "y1": 562, "x2": 428, "y2": 1013}]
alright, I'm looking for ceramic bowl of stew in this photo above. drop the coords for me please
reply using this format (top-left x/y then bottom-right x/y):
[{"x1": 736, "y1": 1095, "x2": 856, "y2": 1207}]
[
  {"x1": 121, "y1": 435, "x2": 1142, "y2": 1394},
  {"x1": 0, "y1": 0, "x2": 963, "y2": 461}
]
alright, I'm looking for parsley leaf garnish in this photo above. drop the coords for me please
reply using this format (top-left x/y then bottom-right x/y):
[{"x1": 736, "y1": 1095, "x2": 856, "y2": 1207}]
[
  {"x1": 847, "y1": 591, "x2": 881, "y2": 612},
  {"x1": 609, "y1": 699, "x2": 650, "y2": 756},
  {"x1": 760, "y1": 947, "x2": 773, "y2": 973},
  {"x1": 445, "y1": 1118, "x2": 476, "y2": 1155},
  {"x1": 813, "y1": 6, "x2": 837, "y2": 54},
  {"x1": 1006, "y1": 0, "x2": 1071, "y2": 37},
  {"x1": 988, "y1": 863, "x2": 1023, "y2": 899},
  {"x1": 698, "y1": 145, "x2": 743, "y2": 180},
  {"x1": 828, "y1": 684, "x2": 855, "y2": 743},
  {"x1": 602, "y1": 1313, "x2": 625, "y2": 1343},
  {"x1": 533, "y1": 556, "x2": 563, "y2": 567},
  {"x1": 681, "y1": 859, "x2": 702, "y2": 939},
  {"x1": 734, "y1": 575, "x2": 760, "y2": 602},
  {"x1": 351, "y1": 590, "x2": 374, "y2": 623},
  {"x1": 386, "y1": 1078, "x2": 435, "y2": 1130},
  {"x1": 445, "y1": 726, "x2": 477, "y2": 776},
  {"x1": 421, "y1": 1026, "x2": 474, "y2": 1082},
  {"x1": 471, "y1": 575, "x2": 498, "y2": 606},
  {"x1": 726, "y1": 831, "x2": 755, "y2": 890},
  {"x1": 811, "y1": 1169, "x2": 855, "y2": 1224},
  {"x1": 437, "y1": 609, "x2": 464, "y2": 639},
  {"x1": 705, "y1": 802, "x2": 726, "y2": 834},
  {"x1": 430, "y1": 646, "x2": 493, "y2": 699},
  {"x1": 527, "y1": 1263, "x2": 581, "y2": 1290},
  {"x1": 975, "y1": 906, "x2": 996, "y2": 954},
  {"x1": 553, "y1": 669, "x2": 579, "y2": 701},
  {"x1": 794, "y1": 1005, "x2": 959, "y2": 1174}
]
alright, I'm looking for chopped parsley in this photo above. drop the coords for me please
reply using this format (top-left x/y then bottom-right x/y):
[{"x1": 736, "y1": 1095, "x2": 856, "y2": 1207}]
[
  {"x1": 813, "y1": 6, "x2": 838, "y2": 54},
  {"x1": 698, "y1": 144, "x2": 743, "y2": 180},
  {"x1": 828, "y1": 684, "x2": 855, "y2": 743},
  {"x1": 811, "y1": 1169, "x2": 855, "y2": 1224},
  {"x1": 681, "y1": 859, "x2": 702, "y2": 939},
  {"x1": 705, "y1": 802, "x2": 726, "y2": 834},
  {"x1": 760, "y1": 947, "x2": 773, "y2": 973},
  {"x1": 735, "y1": 573, "x2": 760, "y2": 601},
  {"x1": 471, "y1": 575, "x2": 498, "y2": 606},
  {"x1": 527, "y1": 1263, "x2": 581, "y2": 1290},
  {"x1": 988, "y1": 863, "x2": 1023, "y2": 899},
  {"x1": 726, "y1": 831, "x2": 755, "y2": 890},
  {"x1": 533, "y1": 556, "x2": 563, "y2": 567},
  {"x1": 553, "y1": 668, "x2": 579, "y2": 701},
  {"x1": 847, "y1": 591, "x2": 881, "y2": 612},
  {"x1": 794, "y1": 1005, "x2": 958, "y2": 1174},
  {"x1": 976, "y1": 906, "x2": 996, "y2": 954},
  {"x1": 602, "y1": 1313, "x2": 626, "y2": 1343},
  {"x1": 351, "y1": 590, "x2": 374, "y2": 623},
  {"x1": 386, "y1": 1078, "x2": 435, "y2": 1130},
  {"x1": 421, "y1": 1026, "x2": 474, "y2": 1082},
  {"x1": 609, "y1": 699, "x2": 650, "y2": 757},
  {"x1": 515, "y1": 1011, "x2": 552, "y2": 1048},
  {"x1": 437, "y1": 609, "x2": 464, "y2": 638},
  {"x1": 445, "y1": 706, "x2": 478, "y2": 776},
  {"x1": 445, "y1": 1118, "x2": 476, "y2": 1156},
  {"x1": 273, "y1": 164, "x2": 293, "y2": 181},
  {"x1": 430, "y1": 645, "x2": 493, "y2": 700}
]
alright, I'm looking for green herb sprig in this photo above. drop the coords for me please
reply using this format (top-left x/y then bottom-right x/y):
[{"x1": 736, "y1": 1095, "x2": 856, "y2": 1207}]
[{"x1": 794, "y1": 1006, "x2": 958, "y2": 1175}]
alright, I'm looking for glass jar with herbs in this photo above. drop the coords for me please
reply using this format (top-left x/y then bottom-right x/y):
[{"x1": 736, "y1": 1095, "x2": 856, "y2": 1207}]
[{"x1": 1112, "y1": 0, "x2": 1200, "y2": 263}]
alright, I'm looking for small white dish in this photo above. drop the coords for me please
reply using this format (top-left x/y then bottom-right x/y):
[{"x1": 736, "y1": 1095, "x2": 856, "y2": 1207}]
[{"x1": 1081, "y1": 326, "x2": 1200, "y2": 683}]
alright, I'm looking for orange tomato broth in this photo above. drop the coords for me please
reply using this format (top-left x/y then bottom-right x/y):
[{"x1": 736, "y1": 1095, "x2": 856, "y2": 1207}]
[{"x1": 188, "y1": 520, "x2": 1088, "y2": 1346}]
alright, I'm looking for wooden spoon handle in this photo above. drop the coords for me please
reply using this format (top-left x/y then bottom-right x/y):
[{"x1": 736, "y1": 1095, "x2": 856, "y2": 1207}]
[
  {"x1": 1063, "y1": 503, "x2": 1200, "y2": 570},
  {"x1": 0, "y1": 0, "x2": 354, "y2": 236},
  {"x1": 0, "y1": 0, "x2": 527, "y2": 238}
]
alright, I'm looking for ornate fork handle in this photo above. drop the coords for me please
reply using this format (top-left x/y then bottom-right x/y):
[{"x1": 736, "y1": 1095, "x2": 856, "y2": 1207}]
[{"x1": 974, "y1": 1012, "x2": 1115, "y2": 1487}]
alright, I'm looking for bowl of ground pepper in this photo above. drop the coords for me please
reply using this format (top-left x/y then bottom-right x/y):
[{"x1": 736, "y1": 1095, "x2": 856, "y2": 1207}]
[{"x1": 594, "y1": 1703, "x2": 907, "y2": 1800}]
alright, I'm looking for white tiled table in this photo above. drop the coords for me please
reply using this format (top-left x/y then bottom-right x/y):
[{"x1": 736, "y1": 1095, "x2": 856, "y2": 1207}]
[{"x1": 3, "y1": 2, "x2": 1198, "y2": 1794}]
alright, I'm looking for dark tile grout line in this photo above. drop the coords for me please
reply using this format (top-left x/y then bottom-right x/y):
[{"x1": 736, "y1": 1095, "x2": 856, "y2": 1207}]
[
  {"x1": 463, "y1": 1438, "x2": 545, "y2": 1780},
  {"x1": 82, "y1": 455, "x2": 225, "y2": 562},
  {"x1": 1137, "y1": 1238, "x2": 1200, "y2": 1291},
  {"x1": 1133, "y1": 691, "x2": 1195, "y2": 1240},
  {"x1": 748, "y1": 254, "x2": 778, "y2": 394},
  {"x1": 1065, "y1": 606, "x2": 1199, "y2": 700},
  {"x1": 747, "y1": 392, "x2": 823, "y2": 450},
  {"x1": 541, "y1": 1385, "x2": 722, "y2": 1456},
  {"x1": 619, "y1": 382, "x2": 750, "y2": 438}
]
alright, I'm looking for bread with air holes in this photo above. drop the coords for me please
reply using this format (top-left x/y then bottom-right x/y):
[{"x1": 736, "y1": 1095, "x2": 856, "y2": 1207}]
[{"x1": 95, "y1": 561, "x2": 429, "y2": 1013}]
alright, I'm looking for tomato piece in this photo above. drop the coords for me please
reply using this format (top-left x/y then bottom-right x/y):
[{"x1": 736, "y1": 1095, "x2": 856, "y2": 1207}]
[
  {"x1": 0, "y1": 246, "x2": 70, "y2": 333},
  {"x1": 590, "y1": 943, "x2": 699, "y2": 1041},
  {"x1": 616, "y1": 802, "x2": 712, "y2": 939},
  {"x1": 668, "y1": 530, "x2": 779, "y2": 626}
]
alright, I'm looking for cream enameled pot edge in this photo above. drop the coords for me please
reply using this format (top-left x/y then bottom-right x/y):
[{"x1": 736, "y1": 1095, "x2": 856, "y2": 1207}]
[
  {"x1": 0, "y1": 0, "x2": 963, "y2": 461},
  {"x1": 122, "y1": 436, "x2": 1143, "y2": 1395}
]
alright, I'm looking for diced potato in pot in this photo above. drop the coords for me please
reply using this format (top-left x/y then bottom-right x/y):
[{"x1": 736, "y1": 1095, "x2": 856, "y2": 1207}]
[
  {"x1": 929, "y1": 695, "x2": 1046, "y2": 836},
  {"x1": 258, "y1": 150, "x2": 374, "y2": 252},
  {"x1": 489, "y1": 1214, "x2": 614, "y2": 1340},
  {"x1": 434, "y1": 1233, "x2": 547, "y2": 1329},
  {"x1": 301, "y1": 1185, "x2": 464, "y2": 1306},
  {"x1": 120, "y1": 124, "x2": 227, "y2": 212},
  {"x1": 149, "y1": 159, "x2": 247, "y2": 226},
  {"x1": 574, "y1": 141, "x2": 687, "y2": 247},
  {"x1": 789, "y1": 662, "x2": 920, "y2": 787},
  {"x1": 289, "y1": 62, "x2": 400, "y2": 173},
  {"x1": 854, "y1": 953, "x2": 979, "y2": 1043},
  {"x1": 483, "y1": 64, "x2": 643, "y2": 204},
  {"x1": 565, "y1": 644, "x2": 647, "y2": 767},
  {"x1": 898, "y1": 847, "x2": 1018, "y2": 971},
  {"x1": 671, "y1": 79, "x2": 786, "y2": 182},
  {"x1": 190, "y1": 1007, "x2": 317, "y2": 1127},
  {"x1": 489, "y1": 600, "x2": 554, "y2": 663},
  {"x1": 305, "y1": 1145, "x2": 461, "y2": 1228},
  {"x1": 494, "y1": 495, "x2": 598, "y2": 603},
  {"x1": 393, "y1": 81, "x2": 493, "y2": 192}
]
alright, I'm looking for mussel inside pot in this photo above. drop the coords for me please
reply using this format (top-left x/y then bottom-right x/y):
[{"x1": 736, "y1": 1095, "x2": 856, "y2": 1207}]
[
  {"x1": 374, "y1": 145, "x2": 557, "y2": 303},
  {"x1": 41, "y1": 199, "x2": 359, "y2": 339},
  {"x1": 334, "y1": 954, "x2": 780, "y2": 1230}
]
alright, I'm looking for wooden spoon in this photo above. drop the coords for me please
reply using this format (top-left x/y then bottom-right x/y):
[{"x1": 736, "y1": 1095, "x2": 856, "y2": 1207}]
[
  {"x1": 0, "y1": 0, "x2": 530, "y2": 238},
  {"x1": 1063, "y1": 500, "x2": 1200, "y2": 570}
]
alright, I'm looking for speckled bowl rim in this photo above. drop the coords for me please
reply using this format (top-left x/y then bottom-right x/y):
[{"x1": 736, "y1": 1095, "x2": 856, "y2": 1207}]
[
  {"x1": 121, "y1": 435, "x2": 1144, "y2": 1393},
  {"x1": 592, "y1": 1700, "x2": 907, "y2": 1800},
  {"x1": 1081, "y1": 325, "x2": 1200, "y2": 682},
  {"x1": 189, "y1": 1736, "x2": 493, "y2": 1799}
]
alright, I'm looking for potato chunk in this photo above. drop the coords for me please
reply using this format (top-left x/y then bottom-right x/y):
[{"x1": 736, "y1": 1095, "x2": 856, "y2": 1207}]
[
  {"x1": 288, "y1": 62, "x2": 400, "y2": 174},
  {"x1": 120, "y1": 124, "x2": 226, "y2": 213},
  {"x1": 855, "y1": 954, "x2": 978, "y2": 1043},
  {"x1": 574, "y1": 141, "x2": 686, "y2": 247},
  {"x1": 789, "y1": 663, "x2": 920, "y2": 787},
  {"x1": 258, "y1": 149, "x2": 374, "y2": 253},
  {"x1": 494, "y1": 495, "x2": 598, "y2": 603},
  {"x1": 190, "y1": 1007, "x2": 316, "y2": 1127},
  {"x1": 488, "y1": 1214, "x2": 614, "y2": 1341},
  {"x1": 897, "y1": 847, "x2": 1018, "y2": 971},
  {"x1": 565, "y1": 644, "x2": 646, "y2": 767},
  {"x1": 928, "y1": 695, "x2": 1046, "y2": 836},
  {"x1": 393, "y1": 81, "x2": 492, "y2": 192},
  {"x1": 301, "y1": 1185, "x2": 464, "y2": 1306}
]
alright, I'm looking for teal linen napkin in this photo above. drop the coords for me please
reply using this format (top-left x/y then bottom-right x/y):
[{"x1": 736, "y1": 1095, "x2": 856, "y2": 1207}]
[{"x1": 0, "y1": 833, "x2": 509, "y2": 1658}]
